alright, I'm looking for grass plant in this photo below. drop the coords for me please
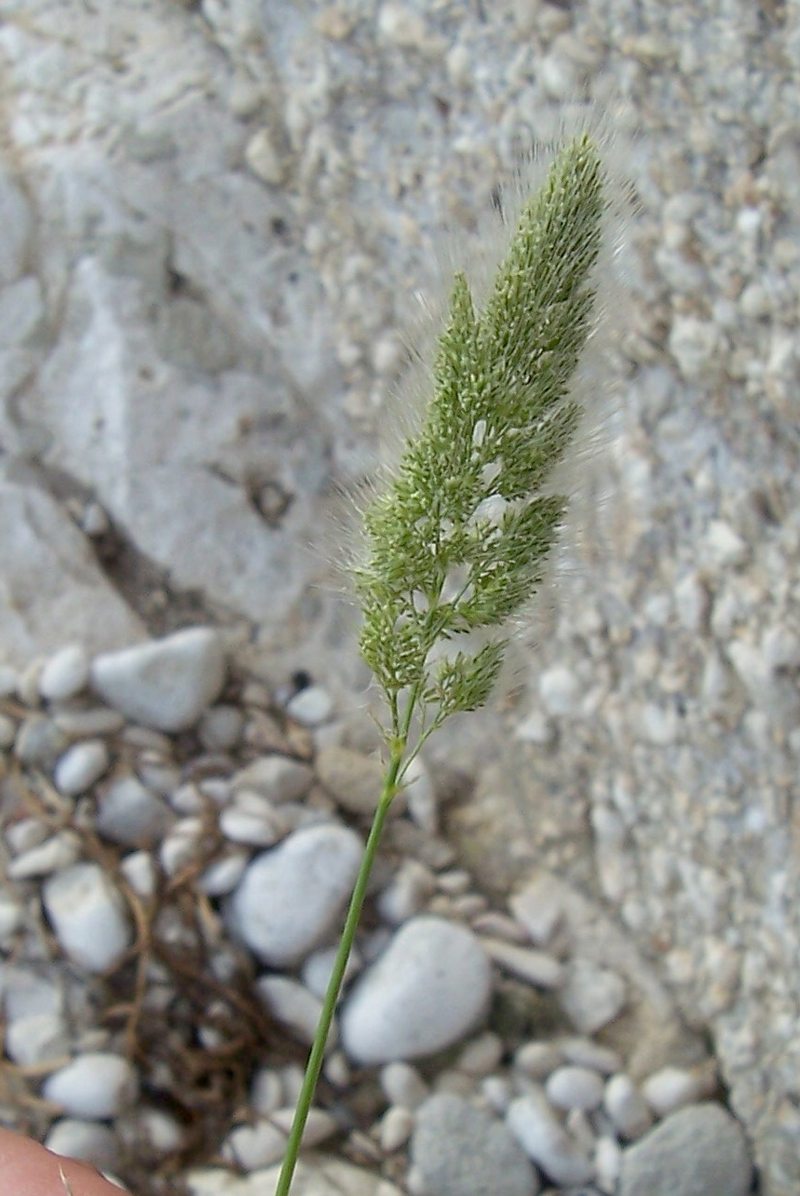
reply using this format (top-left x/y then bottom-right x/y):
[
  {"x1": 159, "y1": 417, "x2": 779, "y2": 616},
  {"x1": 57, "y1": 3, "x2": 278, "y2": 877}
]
[{"x1": 275, "y1": 131, "x2": 607, "y2": 1196}]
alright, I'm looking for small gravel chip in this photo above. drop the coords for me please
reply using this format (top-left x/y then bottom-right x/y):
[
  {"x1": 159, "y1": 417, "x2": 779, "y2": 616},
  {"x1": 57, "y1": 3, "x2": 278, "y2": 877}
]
[
  {"x1": 604, "y1": 1074, "x2": 653, "y2": 1140},
  {"x1": 231, "y1": 755, "x2": 313, "y2": 803},
  {"x1": 641, "y1": 1066, "x2": 705, "y2": 1117},
  {"x1": 256, "y1": 975, "x2": 336, "y2": 1049},
  {"x1": 507, "y1": 1092, "x2": 595, "y2": 1188},
  {"x1": 45, "y1": 1120, "x2": 118, "y2": 1171},
  {"x1": 481, "y1": 938, "x2": 564, "y2": 989},
  {"x1": 380, "y1": 1062, "x2": 429, "y2": 1110},
  {"x1": 559, "y1": 960, "x2": 626, "y2": 1034}
]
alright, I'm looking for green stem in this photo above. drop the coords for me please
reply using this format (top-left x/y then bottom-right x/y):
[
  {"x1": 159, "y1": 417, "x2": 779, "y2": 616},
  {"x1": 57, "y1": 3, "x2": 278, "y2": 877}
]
[{"x1": 273, "y1": 746, "x2": 406, "y2": 1196}]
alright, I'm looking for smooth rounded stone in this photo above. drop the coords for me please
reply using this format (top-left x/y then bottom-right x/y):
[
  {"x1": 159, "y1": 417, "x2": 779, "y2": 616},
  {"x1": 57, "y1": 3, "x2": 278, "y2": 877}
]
[
  {"x1": 641, "y1": 1066, "x2": 706, "y2": 1117},
  {"x1": 53, "y1": 707, "x2": 126, "y2": 737},
  {"x1": 120, "y1": 850, "x2": 158, "y2": 898},
  {"x1": 227, "y1": 1109, "x2": 329, "y2": 1171},
  {"x1": 618, "y1": 1103, "x2": 752, "y2": 1196},
  {"x1": 14, "y1": 715, "x2": 68, "y2": 768},
  {"x1": 89, "y1": 628, "x2": 226, "y2": 732},
  {"x1": 39, "y1": 644, "x2": 90, "y2": 702},
  {"x1": 219, "y1": 805, "x2": 282, "y2": 847},
  {"x1": 481, "y1": 938, "x2": 564, "y2": 989},
  {"x1": 197, "y1": 704, "x2": 244, "y2": 751},
  {"x1": 545, "y1": 1066, "x2": 604, "y2": 1113},
  {"x1": 5, "y1": 816, "x2": 48, "y2": 854},
  {"x1": 231, "y1": 755, "x2": 313, "y2": 803},
  {"x1": 411, "y1": 1094, "x2": 539, "y2": 1196},
  {"x1": 557, "y1": 1038, "x2": 622, "y2": 1075},
  {"x1": 515, "y1": 1042, "x2": 562, "y2": 1080},
  {"x1": 340, "y1": 916, "x2": 492, "y2": 1065},
  {"x1": 43, "y1": 1053, "x2": 139, "y2": 1119},
  {"x1": 380, "y1": 1061, "x2": 430, "y2": 1110},
  {"x1": 5, "y1": 1011, "x2": 68, "y2": 1066},
  {"x1": 117, "y1": 1107, "x2": 184, "y2": 1155},
  {"x1": 250, "y1": 1068, "x2": 284, "y2": 1116},
  {"x1": 0, "y1": 664, "x2": 17, "y2": 696},
  {"x1": 482, "y1": 1075, "x2": 513, "y2": 1114},
  {"x1": 45, "y1": 1119, "x2": 119, "y2": 1171},
  {"x1": 380, "y1": 1105, "x2": 414, "y2": 1152},
  {"x1": 604, "y1": 1074, "x2": 653, "y2": 1140},
  {"x1": 286, "y1": 684, "x2": 333, "y2": 726},
  {"x1": 53, "y1": 739, "x2": 110, "y2": 796},
  {"x1": 96, "y1": 776, "x2": 172, "y2": 847},
  {"x1": 316, "y1": 745, "x2": 385, "y2": 815},
  {"x1": 507, "y1": 1093, "x2": 595, "y2": 1187},
  {"x1": 227, "y1": 824, "x2": 363, "y2": 966},
  {"x1": 256, "y1": 975, "x2": 336, "y2": 1049},
  {"x1": 198, "y1": 850, "x2": 249, "y2": 896},
  {"x1": 8, "y1": 831, "x2": 80, "y2": 879},
  {"x1": 559, "y1": 961, "x2": 626, "y2": 1034},
  {"x1": 43, "y1": 862, "x2": 132, "y2": 973},
  {"x1": 594, "y1": 1135, "x2": 622, "y2": 1193},
  {"x1": 457, "y1": 1031, "x2": 504, "y2": 1077},
  {"x1": 159, "y1": 817, "x2": 204, "y2": 875}
]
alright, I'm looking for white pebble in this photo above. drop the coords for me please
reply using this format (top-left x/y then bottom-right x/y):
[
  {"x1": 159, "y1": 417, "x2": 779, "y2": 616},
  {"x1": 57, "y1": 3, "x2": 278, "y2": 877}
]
[
  {"x1": 545, "y1": 1065, "x2": 604, "y2": 1112},
  {"x1": 6, "y1": 1011, "x2": 67, "y2": 1066},
  {"x1": 198, "y1": 851, "x2": 248, "y2": 896},
  {"x1": 604, "y1": 1073, "x2": 653, "y2": 1139},
  {"x1": 457, "y1": 1032, "x2": 504, "y2": 1077},
  {"x1": 509, "y1": 876, "x2": 563, "y2": 946},
  {"x1": 380, "y1": 1061, "x2": 429, "y2": 1110},
  {"x1": 39, "y1": 645, "x2": 90, "y2": 702},
  {"x1": 43, "y1": 863, "x2": 132, "y2": 973},
  {"x1": 45, "y1": 1120, "x2": 118, "y2": 1171},
  {"x1": 159, "y1": 817, "x2": 203, "y2": 876},
  {"x1": 0, "y1": 713, "x2": 15, "y2": 748},
  {"x1": 43, "y1": 1053, "x2": 138, "y2": 1119},
  {"x1": 8, "y1": 832, "x2": 80, "y2": 880},
  {"x1": 481, "y1": 1074, "x2": 512, "y2": 1114},
  {"x1": 379, "y1": 1106, "x2": 414, "y2": 1152},
  {"x1": 257, "y1": 975, "x2": 335, "y2": 1049},
  {"x1": 507, "y1": 1092, "x2": 595, "y2": 1187},
  {"x1": 118, "y1": 1107, "x2": 184, "y2": 1155},
  {"x1": 377, "y1": 859, "x2": 436, "y2": 924},
  {"x1": 641, "y1": 1066, "x2": 704, "y2": 1117},
  {"x1": 219, "y1": 806, "x2": 281, "y2": 847},
  {"x1": 560, "y1": 960, "x2": 626, "y2": 1033},
  {"x1": 221, "y1": 1118, "x2": 287, "y2": 1170},
  {"x1": 90, "y1": 628, "x2": 226, "y2": 732},
  {"x1": 227, "y1": 824, "x2": 363, "y2": 966},
  {"x1": 558, "y1": 1037, "x2": 622, "y2": 1075},
  {"x1": 54, "y1": 740, "x2": 110, "y2": 796},
  {"x1": 250, "y1": 1068, "x2": 284, "y2": 1115},
  {"x1": 514, "y1": 1042, "x2": 562, "y2": 1080},
  {"x1": 286, "y1": 684, "x2": 332, "y2": 726},
  {"x1": 341, "y1": 916, "x2": 492, "y2": 1064},
  {"x1": 119, "y1": 851, "x2": 157, "y2": 898},
  {"x1": 197, "y1": 704, "x2": 243, "y2": 751},
  {"x1": 231, "y1": 755, "x2": 313, "y2": 803},
  {"x1": 595, "y1": 1134, "x2": 622, "y2": 1192},
  {"x1": 481, "y1": 937, "x2": 564, "y2": 989}
]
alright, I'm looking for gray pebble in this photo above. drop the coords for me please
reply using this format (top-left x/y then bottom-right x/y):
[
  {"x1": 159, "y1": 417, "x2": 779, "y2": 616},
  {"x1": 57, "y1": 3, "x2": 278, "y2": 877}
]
[
  {"x1": 43, "y1": 862, "x2": 132, "y2": 973},
  {"x1": 618, "y1": 1103, "x2": 752, "y2": 1196},
  {"x1": 604, "y1": 1074, "x2": 653, "y2": 1140},
  {"x1": 45, "y1": 1120, "x2": 119, "y2": 1171},
  {"x1": 412, "y1": 1094, "x2": 539, "y2": 1196},
  {"x1": 14, "y1": 715, "x2": 68, "y2": 768},
  {"x1": 559, "y1": 961, "x2": 626, "y2": 1034},
  {"x1": 197, "y1": 703, "x2": 244, "y2": 751},
  {"x1": 90, "y1": 628, "x2": 226, "y2": 732},
  {"x1": 231, "y1": 755, "x2": 313, "y2": 803},
  {"x1": 43, "y1": 1053, "x2": 139, "y2": 1119},
  {"x1": 96, "y1": 775, "x2": 172, "y2": 847}
]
